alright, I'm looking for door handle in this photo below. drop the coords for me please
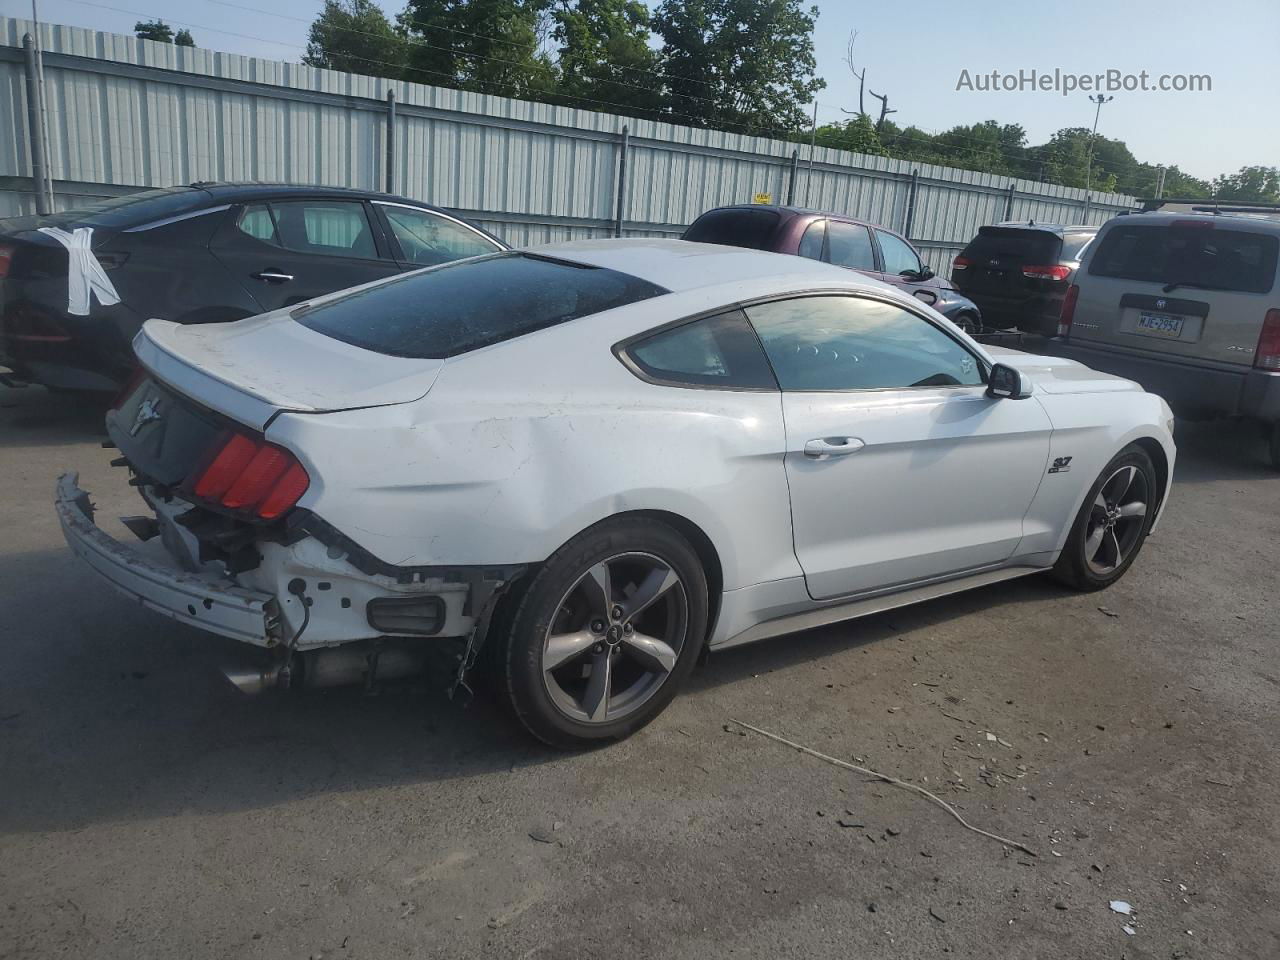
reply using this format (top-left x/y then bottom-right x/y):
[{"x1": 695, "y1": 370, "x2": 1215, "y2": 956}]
[
  {"x1": 803, "y1": 437, "x2": 866, "y2": 459},
  {"x1": 251, "y1": 269, "x2": 294, "y2": 283}
]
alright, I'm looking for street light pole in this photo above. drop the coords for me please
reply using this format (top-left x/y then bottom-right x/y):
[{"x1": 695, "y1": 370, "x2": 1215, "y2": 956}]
[
  {"x1": 29, "y1": 0, "x2": 54, "y2": 209},
  {"x1": 1082, "y1": 93, "x2": 1113, "y2": 221}
]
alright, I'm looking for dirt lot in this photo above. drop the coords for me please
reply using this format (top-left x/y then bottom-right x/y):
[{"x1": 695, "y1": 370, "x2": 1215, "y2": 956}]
[{"x1": 1, "y1": 382, "x2": 1277, "y2": 960}]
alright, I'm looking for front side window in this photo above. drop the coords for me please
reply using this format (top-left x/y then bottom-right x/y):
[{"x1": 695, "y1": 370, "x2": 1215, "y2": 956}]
[
  {"x1": 623, "y1": 310, "x2": 776, "y2": 389},
  {"x1": 744, "y1": 295, "x2": 984, "y2": 392},
  {"x1": 379, "y1": 204, "x2": 499, "y2": 266},
  {"x1": 270, "y1": 200, "x2": 379, "y2": 259},
  {"x1": 824, "y1": 222, "x2": 876, "y2": 271},
  {"x1": 876, "y1": 230, "x2": 923, "y2": 276},
  {"x1": 295, "y1": 253, "x2": 668, "y2": 359}
]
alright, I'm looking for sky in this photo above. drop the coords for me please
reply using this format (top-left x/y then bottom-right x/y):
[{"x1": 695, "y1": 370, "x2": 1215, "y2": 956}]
[{"x1": 3, "y1": 0, "x2": 1276, "y2": 182}]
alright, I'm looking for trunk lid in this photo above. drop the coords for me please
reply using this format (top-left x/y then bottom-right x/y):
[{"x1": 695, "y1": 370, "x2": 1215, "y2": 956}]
[
  {"x1": 954, "y1": 227, "x2": 1064, "y2": 297},
  {"x1": 1068, "y1": 217, "x2": 1280, "y2": 367},
  {"x1": 136, "y1": 310, "x2": 445, "y2": 431}
]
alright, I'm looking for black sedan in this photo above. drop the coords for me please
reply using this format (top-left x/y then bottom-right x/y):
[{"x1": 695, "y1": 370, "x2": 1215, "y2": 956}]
[{"x1": 0, "y1": 183, "x2": 506, "y2": 391}]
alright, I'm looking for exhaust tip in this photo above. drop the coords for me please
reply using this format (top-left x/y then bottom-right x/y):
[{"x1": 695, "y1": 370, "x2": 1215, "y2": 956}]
[{"x1": 221, "y1": 662, "x2": 286, "y2": 696}]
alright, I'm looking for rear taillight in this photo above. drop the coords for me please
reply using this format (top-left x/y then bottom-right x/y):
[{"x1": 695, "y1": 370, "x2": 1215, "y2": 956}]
[
  {"x1": 1255, "y1": 309, "x2": 1280, "y2": 371},
  {"x1": 0, "y1": 243, "x2": 13, "y2": 278},
  {"x1": 952, "y1": 255, "x2": 972, "y2": 270},
  {"x1": 1057, "y1": 284, "x2": 1080, "y2": 337},
  {"x1": 1022, "y1": 264, "x2": 1071, "y2": 281},
  {"x1": 189, "y1": 430, "x2": 310, "y2": 520}
]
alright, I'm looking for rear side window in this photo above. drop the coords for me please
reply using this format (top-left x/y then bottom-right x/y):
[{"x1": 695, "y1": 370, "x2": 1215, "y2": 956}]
[
  {"x1": 295, "y1": 253, "x2": 668, "y2": 359},
  {"x1": 682, "y1": 209, "x2": 781, "y2": 251},
  {"x1": 272, "y1": 200, "x2": 378, "y2": 259},
  {"x1": 826, "y1": 222, "x2": 876, "y2": 270},
  {"x1": 1088, "y1": 224, "x2": 1279, "y2": 294},
  {"x1": 622, "y1": 310, "x2": 776, "y2": 389},
  {"x1": 962, "y1": 227, "x2": 1062, "y2": 265}
]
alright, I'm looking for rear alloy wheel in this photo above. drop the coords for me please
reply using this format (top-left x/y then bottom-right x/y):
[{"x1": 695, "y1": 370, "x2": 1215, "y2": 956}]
[
  {"x1": 952, "y1": 312, "x2": 979, "y2": 335},
  {"x1": 1052, "y1": 445, "x2": 1158, "y2": 591},
  {"x1": 499, "y1": 518, "x2": 708, "y2": 748}
]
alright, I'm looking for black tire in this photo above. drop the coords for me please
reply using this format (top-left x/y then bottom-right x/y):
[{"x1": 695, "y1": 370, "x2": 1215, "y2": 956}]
[
  {"x1": 1051, "y1": 444, "x2": 1158, "y2": 591},
  {"x1": 952, "y1": 312, "x2": 979, "y2": 335},
  {"x1": 1267, "y1": 422, "x2": 1280, "y2": 472},
  {"x1": 497, "y1": 516, "x2": 709, "y2": 749}
]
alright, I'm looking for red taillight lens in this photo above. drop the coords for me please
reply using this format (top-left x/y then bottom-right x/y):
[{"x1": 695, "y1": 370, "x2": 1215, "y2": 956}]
[
  {"x1": 1255, "y1": 309, "x2": 1280, "y2": 371},
  {"x1": 257, "y1": 463, "x2": 310, "y2": 519},
  {"x1": 1057, "y1": 284, "x2": 1080, "y2": 337},
  {"x1": 1022, "y1": 264, "x2": 1071, "y2": 281},
  {"x1": 952, "y1": 255, "x2": 972, "y2": 270},
  {"x1": 189, "y1": 432, "x2": 309, "y2": 519},
  {"x1": 0, "y1": 244, "x2": 14, "y2": 278},
  {"x1": 193, "y1": 433, "x2": 260, "y2": 500}
]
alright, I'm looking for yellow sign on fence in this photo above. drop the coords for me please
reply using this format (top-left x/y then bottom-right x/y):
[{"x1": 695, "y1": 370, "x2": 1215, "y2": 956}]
[{"x1": 753, "y1": 192, "x2": 773, "y2": 205}]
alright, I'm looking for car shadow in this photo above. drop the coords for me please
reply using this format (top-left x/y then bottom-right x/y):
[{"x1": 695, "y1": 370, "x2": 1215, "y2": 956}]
[
  {"x1": 0, "y1": 384, "x2": 111, "y2": 449},
  {"x1": 1170, "y1": 418, "x2": 1276, "y2": 483}
]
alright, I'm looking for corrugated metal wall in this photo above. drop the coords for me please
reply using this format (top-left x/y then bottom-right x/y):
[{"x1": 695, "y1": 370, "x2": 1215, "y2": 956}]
[{"x1": 0, "y1": 16, "x2": 1137, "y2": 271}]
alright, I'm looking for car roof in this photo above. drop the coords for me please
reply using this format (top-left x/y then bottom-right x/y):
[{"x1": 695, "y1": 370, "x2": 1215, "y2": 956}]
[
  {"x1": 190, "y1": 181, "x2": 452, "y2": 212},
  {"x1": 695, "y1": 203, "x2": 883, "y2": 228},
  {"x1": 1106, "y1": 210, "x2": 1280, "y2": 232},
  {"x1": 525, "y1": 237, "x2": 884, "y2": 294}
]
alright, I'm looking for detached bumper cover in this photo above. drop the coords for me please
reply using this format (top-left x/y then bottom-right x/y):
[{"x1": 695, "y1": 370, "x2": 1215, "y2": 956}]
[{"x1": 55, "y1": 472, "x2": 279, "y2": 645}]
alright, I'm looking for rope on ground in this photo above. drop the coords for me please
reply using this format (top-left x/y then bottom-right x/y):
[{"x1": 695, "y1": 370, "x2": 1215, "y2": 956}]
[{"x1": 729, "y1": 718, "x2": 1038, "y2": 858}]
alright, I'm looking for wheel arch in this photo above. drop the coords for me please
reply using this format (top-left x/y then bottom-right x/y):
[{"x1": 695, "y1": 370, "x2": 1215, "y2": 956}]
[{"x1": 1132, "y1": 435, "x2": 1170, "y2": 516}]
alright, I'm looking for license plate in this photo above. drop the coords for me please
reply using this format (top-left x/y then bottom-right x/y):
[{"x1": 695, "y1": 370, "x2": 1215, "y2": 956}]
[{"x1": 1136, "y1": 312, "x2": 1185, "y2": 338}]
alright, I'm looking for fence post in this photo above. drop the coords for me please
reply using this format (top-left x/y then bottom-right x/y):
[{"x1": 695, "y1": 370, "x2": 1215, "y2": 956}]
[
  {"x1": 1004, "y1": 182, "x2": 1016, "y2": 221},
  {"x1": 613, "y1": 125, "x2": 629, "y2": 238},
  {"x1": 902, "y1": 169, "x2": 919, "y2": 238},
  {"x1": 22, "y1": 34, "x2": 52, "y2": 216},
  {"x1": 384, "y1": 89, "x2": 396, "y2": 195},
  {"x1": 786, "y1": 150, "x2": 799, "y2": 206},
  {"x1": 1082, "y1": 191, "x2": 1092, "y2": 224}
]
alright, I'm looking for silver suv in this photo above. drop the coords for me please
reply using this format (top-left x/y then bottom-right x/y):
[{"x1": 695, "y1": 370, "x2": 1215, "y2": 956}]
[{"x1": 1051, "y1": 208, "x2": 1280, "y2": 467}]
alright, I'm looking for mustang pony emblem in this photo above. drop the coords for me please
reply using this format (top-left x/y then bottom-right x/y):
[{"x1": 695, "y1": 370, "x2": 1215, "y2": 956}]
[{"x1": 129, "y1": 396, "x2": 163, "y2": 436}]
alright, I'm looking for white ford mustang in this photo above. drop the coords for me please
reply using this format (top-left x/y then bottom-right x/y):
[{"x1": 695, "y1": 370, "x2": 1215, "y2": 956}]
[{"x1": 57, "y1": 239, "x2": 1175, "y2": 747}]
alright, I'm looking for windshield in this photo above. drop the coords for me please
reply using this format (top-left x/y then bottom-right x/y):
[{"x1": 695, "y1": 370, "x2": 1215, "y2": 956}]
[
  {"x1": 294, "y1": 252, "x2": 669, "y2": 358},
  {"x1": 1088, "y1": 224, "x2": 1279, "y2": 294},
  {"x1": 962, "y1": 227, "x2": 1062, "y2": 264}
]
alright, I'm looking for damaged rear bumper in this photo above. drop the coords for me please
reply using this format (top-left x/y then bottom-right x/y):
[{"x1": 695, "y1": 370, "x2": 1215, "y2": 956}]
[{"x1": 55, "y1": 472, "x2": 281, "y2": 646}]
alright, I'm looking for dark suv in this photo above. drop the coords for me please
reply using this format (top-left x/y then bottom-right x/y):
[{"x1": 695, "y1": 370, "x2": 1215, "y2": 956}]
[
  {"x1": 950, "y1": 222, "x2": 1097, "y2": 335},
  {"x1": 681, "y1": 205, "x2": 984, "y2": 331},
  {"x1": 0, "y1": 183, "x2": 505, "y2": 391}
]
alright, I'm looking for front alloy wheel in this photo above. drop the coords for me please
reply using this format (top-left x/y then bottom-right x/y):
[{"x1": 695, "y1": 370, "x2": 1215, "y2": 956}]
[
  {"x1": 1083, "y1": 464, "x2": 1150, "y2": 576},
  {"x1": 498, "y1": 517, "x2": 708, "y2": 748}
]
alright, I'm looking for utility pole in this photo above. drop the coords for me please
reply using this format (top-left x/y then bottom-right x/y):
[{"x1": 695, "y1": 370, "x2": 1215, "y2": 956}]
[
  {"x1": 1082, "y1": 93, "x2": 1113, "y2": 221},
  {"x1": 804, "y1": 101, "x2": 818, "y2": 206},
  {"x1": 1155, "y1": 165, "x2": 1167, "y2": 199},
  {"x1": 30, "y1": 0, "x2": 54, "y2": 209}
]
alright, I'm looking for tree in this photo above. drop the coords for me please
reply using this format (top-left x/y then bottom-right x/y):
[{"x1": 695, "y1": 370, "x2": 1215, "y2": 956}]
[
  {"x1": 549, "y1": 0, "x2": 662, "y2": 114},
  {"x1": 175, "y1": 29, "x2": 196, "y2": 47},
  {"x1": 134, "y1": 20, "x2": 175, "y2": 42},
  {"x1": 399, "y1": 0, "x2": 554, "y2": 98},
  {"x1": 652, "y1": 0, "x2": 826, "y2": 134},
  {"x1": 304, "y1": 0, "x2": 405, "y2": 79},
  {"x1": 814, "y1": 115, "x2": 883, "y2": 156},
  {"x1": 1211, "y1": 165, "x2": 1280, "y2": 203}
]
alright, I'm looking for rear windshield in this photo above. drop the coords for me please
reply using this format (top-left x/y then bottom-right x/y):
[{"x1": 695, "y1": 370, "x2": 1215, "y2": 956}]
[
  {"x1": 294, "y1": 252, "x2": 669, "y2": 358},
  {"x1": 1061, "y1": 232, "x2": 1095, "y2": 261},
  {"x1": 1088, "y1": 224, "x2": 1279, "y2": 294},
  {"x1": 962, "y1": 227, "x2": 1062, "y2": 264},
  {"x1": 47, "y1": 187, "x2": 207, "y2": 229},
  {"x1": 682, "y1": 208, "x2": 782, "y2": 251}
]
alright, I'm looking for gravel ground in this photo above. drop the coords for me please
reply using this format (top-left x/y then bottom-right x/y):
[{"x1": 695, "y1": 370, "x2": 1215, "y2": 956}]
[{"x1": 1, "y1": 383, "x2": 1277, "y2": 960}]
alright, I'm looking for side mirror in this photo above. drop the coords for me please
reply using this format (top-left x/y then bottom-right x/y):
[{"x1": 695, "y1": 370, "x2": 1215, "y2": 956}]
[
  {"x1": 986, "y1": 362, "x2": 1031, "y2": 400},
  {"x1": 920, "y1": 265, "x2": 936, "y2": 280}
]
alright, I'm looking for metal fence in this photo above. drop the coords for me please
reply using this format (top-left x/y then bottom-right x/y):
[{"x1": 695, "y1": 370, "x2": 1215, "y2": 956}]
[{"x1": 0, "y1": 16, "x2": 1138, "y2": 272}]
